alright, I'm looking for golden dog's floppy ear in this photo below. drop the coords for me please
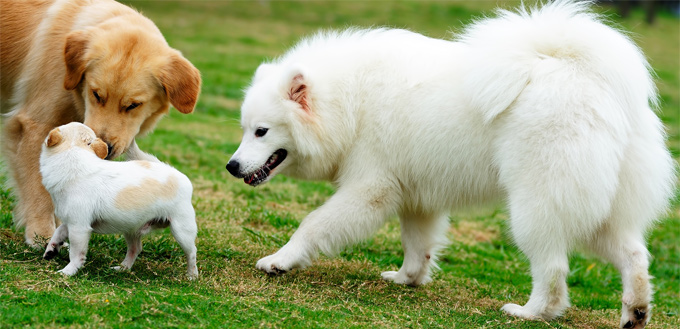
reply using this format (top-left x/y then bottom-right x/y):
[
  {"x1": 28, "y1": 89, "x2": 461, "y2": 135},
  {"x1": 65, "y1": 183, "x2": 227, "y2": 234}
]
[
  {"x1": 64, "y1": 30, "x2": 90, "y2": 90},
  {"x1": 158, "y1": 52, "x2": 201, "y2": 114},
  {"x1": 91, "y1": 138, "x2": 108, "y2": 159},
  {"x1": 46, "y1": 129, "x2": 63, "y2": 148}
]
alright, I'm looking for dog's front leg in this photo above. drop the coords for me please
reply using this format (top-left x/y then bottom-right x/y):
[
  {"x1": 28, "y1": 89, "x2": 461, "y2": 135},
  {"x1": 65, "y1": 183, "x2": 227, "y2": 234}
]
[
  {"x1": 57, "y1": 225, "x2": 92, "y2": 277},
  {"x1": 256, "y1": 181, "x2": 399, "y2": 274},
  {"x1": 3, "y1": 115, "x2": 59, "y2": 247},
  {"x1": 124, "y1": 139, "x2": 160, "y2": 162}
]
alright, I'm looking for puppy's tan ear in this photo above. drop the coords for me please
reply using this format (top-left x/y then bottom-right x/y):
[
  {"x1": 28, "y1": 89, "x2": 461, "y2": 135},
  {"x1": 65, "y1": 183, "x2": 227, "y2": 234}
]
[
  {"x1": 288, "y1": 73, "x2": 310, "y2": 113},
  {"x1": 91, "y1": 138, "x2": 108, "y2": 159},
  {"x1": 64, "y1": 30, "x2": 90, "y2": 90},
  {"x1": 158, "y1": 52, "x2": 201, "y2": 114},
  {"x1": 46, "y1": 129, "x2": 63, "y2": 148}
]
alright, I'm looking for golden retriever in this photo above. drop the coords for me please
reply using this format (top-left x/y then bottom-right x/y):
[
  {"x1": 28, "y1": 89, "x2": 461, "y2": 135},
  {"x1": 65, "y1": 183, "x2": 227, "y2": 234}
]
[{"x1": 0, "y1": 0, "x2": 201, "y2": 246}]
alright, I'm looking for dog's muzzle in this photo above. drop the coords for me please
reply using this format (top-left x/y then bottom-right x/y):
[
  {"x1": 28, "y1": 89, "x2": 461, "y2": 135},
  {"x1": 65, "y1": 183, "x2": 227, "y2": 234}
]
[
  {"x1": 226, "y1": 149, "x2": 287, "y2": 187},
  {"x1": 226, "y1": 160, "x2": 242, "y2": 178}
]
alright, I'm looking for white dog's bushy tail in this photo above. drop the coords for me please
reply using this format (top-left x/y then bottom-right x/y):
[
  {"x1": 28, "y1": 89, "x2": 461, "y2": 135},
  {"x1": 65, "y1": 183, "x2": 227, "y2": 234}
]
[{"x1": 458, "y1": 0, "x2": 658, "y2": 124}]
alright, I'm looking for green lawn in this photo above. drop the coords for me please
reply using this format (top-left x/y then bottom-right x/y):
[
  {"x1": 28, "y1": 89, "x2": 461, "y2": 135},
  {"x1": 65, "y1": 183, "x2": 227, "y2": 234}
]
[{"x1": 1, "y1": 1, "x2": 678, "y2": 328}]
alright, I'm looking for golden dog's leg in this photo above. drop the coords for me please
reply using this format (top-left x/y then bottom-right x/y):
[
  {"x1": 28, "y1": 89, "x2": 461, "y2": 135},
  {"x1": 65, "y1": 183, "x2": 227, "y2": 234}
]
[{"x1": 3, "y1": 114, "x2": 58, "y2": 247}]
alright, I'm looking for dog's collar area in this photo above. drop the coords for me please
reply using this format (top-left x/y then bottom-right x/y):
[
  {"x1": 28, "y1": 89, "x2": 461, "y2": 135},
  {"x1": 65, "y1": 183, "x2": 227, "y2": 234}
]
[{"x1": 244, "y1": 149, "x2": 287, "y2": 186}]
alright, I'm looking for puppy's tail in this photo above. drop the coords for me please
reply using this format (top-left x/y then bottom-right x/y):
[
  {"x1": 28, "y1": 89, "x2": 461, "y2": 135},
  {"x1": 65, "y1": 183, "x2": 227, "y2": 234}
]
[{"x1": 457, "y1": 0, "x2": 657, "y2": 124}]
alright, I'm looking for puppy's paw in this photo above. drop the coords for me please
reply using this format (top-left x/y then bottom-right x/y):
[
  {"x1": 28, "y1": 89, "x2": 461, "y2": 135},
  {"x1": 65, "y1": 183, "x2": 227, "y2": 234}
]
[
  {"x1": 501, "y1": 303, "x2": 540, "y2": 320},
  {"x1": 43, "y1": 248, "x2": 58, "y2": 260},
  {"x1": 111, "y1": 265, "x2": 128, "y2": 272},
  {"x1": 621, "y1": 304, "x2": 650, "y2": 329},
  {"x1": 43, "y1": 241, "x2": 65, "y2": 260}
]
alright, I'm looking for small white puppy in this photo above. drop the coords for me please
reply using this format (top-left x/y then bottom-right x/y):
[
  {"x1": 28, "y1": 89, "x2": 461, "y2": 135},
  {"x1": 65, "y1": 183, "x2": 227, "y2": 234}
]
[{"x1": 40, "y1": 122, "x2": 198, "y2": 279}]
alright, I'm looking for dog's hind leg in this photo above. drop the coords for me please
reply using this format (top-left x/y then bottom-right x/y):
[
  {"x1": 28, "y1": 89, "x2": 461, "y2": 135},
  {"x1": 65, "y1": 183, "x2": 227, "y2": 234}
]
[
  {"x1": 169, "y1": 207, "x2": 198, "y2": 280},
  {"x1": 113, "y1": 233, "x2": 142, "y2": 271},
  {"x1": 43, "y1": 224, "x2": 68, "y2": 260},
  {"x1": 501, "y1": 223, "x2": 571, "y2": 320},
  {"x1": 583, "y1": 140, "x2": 673, "y2": 329},
  {"x1": 588, "y1": 226, "x2": 652, "y2": 329},
  {"x1": 58, "y1": 225, "x2": 92, "y2": 277},
  {"x1": 381, "y1": 212, "x2": 448, "y2": 286},
  {"x1": 492, "y1": 61, "x2": 635, "y2": 320},
  {"x1": 586, "y1": 111, "x2": 674, "y2": 329}
]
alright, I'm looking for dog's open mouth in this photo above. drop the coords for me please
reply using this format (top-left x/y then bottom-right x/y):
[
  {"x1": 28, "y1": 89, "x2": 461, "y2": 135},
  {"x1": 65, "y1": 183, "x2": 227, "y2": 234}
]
[{"x1": 244, "y1": 149, "x2": 287, "y2": 186}]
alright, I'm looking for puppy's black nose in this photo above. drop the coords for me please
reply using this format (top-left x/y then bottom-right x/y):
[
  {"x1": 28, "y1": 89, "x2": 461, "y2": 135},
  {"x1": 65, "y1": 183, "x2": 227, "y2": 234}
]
[{"x1": 226, "y1": 160, "x2": 240, "y2": 177}]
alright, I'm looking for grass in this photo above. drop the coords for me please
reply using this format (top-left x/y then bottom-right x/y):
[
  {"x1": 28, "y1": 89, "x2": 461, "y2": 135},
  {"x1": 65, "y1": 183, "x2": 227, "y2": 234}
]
[{"x1": 1, "y1": 1, "x2": 679, "y2": 328}]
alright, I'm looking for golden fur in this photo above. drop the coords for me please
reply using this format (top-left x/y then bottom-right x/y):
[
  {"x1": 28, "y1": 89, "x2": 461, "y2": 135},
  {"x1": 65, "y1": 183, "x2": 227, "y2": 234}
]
[
  {"x1": 137, "y1": 161, "x2": 152, "y2": 169},
  {"x1": 114, "y1": 175, "x2": 179, "y2": 211},
  {"x1": 0, "y1": 0, "x2": 201, "y2": 245}
]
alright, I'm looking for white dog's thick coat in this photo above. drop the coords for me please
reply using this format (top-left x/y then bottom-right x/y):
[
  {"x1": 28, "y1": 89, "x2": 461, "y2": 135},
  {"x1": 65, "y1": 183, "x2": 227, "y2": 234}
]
[
  {"x1": 40, "y1": 123, "x2": 198, "y2": 279},
  {"x1": 230, "y1": 1, "x2": 675, "y2": 327}
]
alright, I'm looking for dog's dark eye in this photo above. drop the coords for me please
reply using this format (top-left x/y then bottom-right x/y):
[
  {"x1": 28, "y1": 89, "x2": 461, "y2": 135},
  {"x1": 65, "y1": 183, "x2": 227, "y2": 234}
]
[
  {"x1": 125, "y1": 103, "x2": 141, "y2": 112},
  {"x1": 93, "y1": 91, "x2": 102, "y2": 103},
  {"x1": 255, "y1": 128, "x2": 268, "y2": 137}
]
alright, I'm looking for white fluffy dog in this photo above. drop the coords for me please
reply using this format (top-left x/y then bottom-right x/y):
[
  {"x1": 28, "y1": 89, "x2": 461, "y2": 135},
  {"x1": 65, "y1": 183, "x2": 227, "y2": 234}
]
[
  {"x1": 40, "y1": 122, "x2": 198, "y2": 279},
  {"x1": 226, "y1": 1, "x2": 675, "y2": 327}
]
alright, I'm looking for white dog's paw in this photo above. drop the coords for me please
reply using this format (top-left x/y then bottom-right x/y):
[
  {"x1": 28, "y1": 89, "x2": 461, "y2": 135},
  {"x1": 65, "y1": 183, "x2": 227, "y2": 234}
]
[
  {"x1": 381, "y1": 270, "x2": 431, "y2": 286},
  {"x1": 256, "y1": 248, "x2": 310, "y2": 275},
  {"x1": 381, "y1": 271, "x2": 404, "y2": 282},
  {"x1": 57, "y1": 266, "x2": 78, "y2": 277},
  {"x1": 501, "y1": 303, "x2": 540, "y2": 320},
  {"x1": 256, "y1": 254, "x2": 294, "y2": 274},
  {"x1": 111, "y1": 265, "x2": 129, "y2": 272},
  {"x1": 187, "y1": 269, "x2": 199, "y2": 281},
  {"x1": 620, "y1": 303, "x2": 650, "y2": 329}
]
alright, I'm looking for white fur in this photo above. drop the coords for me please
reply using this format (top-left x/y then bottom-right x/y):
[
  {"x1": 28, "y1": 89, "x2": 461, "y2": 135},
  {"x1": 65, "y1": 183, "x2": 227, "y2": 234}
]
[
  {"x1": 40, "y1": 122, "x2": 198, "y2": 279},
  {"x1": 229, "y1": 1, "x2": 675, "y2": 326}
]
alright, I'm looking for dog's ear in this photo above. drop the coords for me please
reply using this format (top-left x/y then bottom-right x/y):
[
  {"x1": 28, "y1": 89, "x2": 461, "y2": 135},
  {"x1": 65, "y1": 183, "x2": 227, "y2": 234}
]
[
  {"x1": 158, "y1": 52, "x2": 201, "y2": 114},
  {"x1": 253, "y1": 63, "x2": 276, "y2": 83},
  {"x1": 286, "y1": 71, "x2": 310, "y2": 113},
  {"x1": 64, "y1": 30, "x2": 90, "y2": 90},
  {"x1": 46, "y1": 129, "x2": 63, "y2": 148},
  {"x1": 90, "y1": 138, "x2": 108, "y2": 159}
]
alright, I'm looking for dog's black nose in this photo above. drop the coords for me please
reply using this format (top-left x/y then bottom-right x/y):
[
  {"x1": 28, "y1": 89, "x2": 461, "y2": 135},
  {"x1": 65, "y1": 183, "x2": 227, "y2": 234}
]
[
  {"x1": 226, "y1": 160, "x2": 240, "y2": 177},
  {"x1": 106, "y1": 143, "x2": 114, "y2": 159}
]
